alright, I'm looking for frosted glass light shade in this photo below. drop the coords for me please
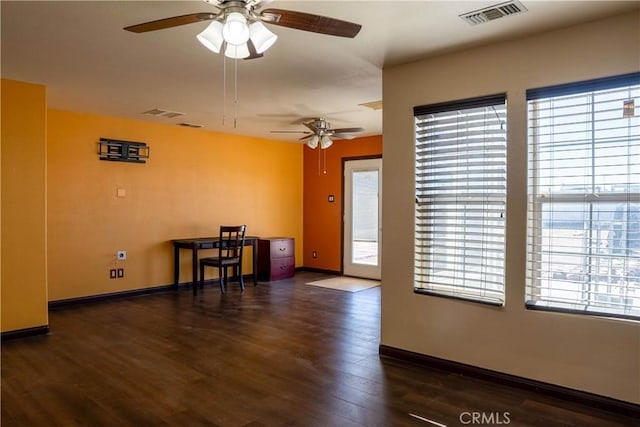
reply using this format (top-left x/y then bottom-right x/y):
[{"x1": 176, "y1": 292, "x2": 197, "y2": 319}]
[
  {"x1": 306, "y1": 135, "x2": 320, "y2": 149},
  {"x1": 222, "y1": 12, "x2": 250, "y2": 45},
  {"x1": 225, "y1": 43, "x2": 250, "y2": 59},
  {"x1": 197, "y1": 20, "x2": 224, "y2": 53},
  {"x1": 249, "y1": 21, "x2": 277, "y2": 54},
  {"x1": 320, "y1": 135, "x2": 333, "y2": 149}
]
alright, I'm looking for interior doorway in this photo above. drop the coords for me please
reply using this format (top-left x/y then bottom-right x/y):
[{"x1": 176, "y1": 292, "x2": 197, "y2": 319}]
[{"x1": 343, "y1": 157, "x2": 382, "y2": 279}]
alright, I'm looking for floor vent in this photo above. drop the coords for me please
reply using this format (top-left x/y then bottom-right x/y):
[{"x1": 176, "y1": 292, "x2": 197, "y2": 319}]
[
  {"x1": 177, "y1": 122, "x2": 203, "y2": 129},
  {"x1": 142, "y1": 108, "x2": 185, "y2": 118},
  {"x1": 460, "y1": 0, "x2": 527, "y2": 25}
]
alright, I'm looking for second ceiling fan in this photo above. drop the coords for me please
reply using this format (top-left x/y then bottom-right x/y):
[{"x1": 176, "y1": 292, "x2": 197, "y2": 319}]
[
  {"x1": 124, "y1": 0, "x2": 362, "y2": 59},
  {"x1": 271, "y1": 118, "x2": 364, "y2": 149}
]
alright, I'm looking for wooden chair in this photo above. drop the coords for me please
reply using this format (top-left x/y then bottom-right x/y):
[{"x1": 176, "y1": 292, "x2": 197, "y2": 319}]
[{"x1": 199, "y1": 225, "x2": 246, "y2": 293}]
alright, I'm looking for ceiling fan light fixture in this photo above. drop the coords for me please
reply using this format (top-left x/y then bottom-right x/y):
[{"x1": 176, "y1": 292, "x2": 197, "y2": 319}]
[
  {"x1": 224, "y1": 42, "x2": 250, "y2": 59},
  {"x1": 307, "y1": 134, "x2": 320, "y2": 149},
  {"x1": 222, "y1": 12, "x2": 250, "y2": 45},
  {"x1": 196, "y1": 20, "x2": 224, "y2": 53},
  {"x1": 249, "y1": 21, "x2": 278, "y2": 54},
  {"x1": 320, "y1": 135, "x2": 333, "y2": 149}
]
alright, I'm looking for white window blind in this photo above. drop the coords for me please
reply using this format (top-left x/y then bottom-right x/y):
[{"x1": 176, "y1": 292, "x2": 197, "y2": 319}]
[
  {"x1": 527, "y1": 72, "x2": 640, "y2": 320},
  {"x1": 414, "y1": 94, "x2": 507, "y2": 305}
]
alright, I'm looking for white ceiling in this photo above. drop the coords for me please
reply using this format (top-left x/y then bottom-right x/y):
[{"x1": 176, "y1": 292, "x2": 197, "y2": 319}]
[{"x1": 2, "y1": 1, "x2": 638, "y2": 142}]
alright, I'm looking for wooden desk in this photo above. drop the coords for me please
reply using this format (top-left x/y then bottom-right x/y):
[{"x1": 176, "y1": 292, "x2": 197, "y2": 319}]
[{"x1": 172, "y1": 236, "x2": 259, "y2": 294}]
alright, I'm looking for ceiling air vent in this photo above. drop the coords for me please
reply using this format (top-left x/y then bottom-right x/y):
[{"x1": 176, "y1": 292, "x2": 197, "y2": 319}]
[
  {"x1": 359, "y1": 100, "x2": 383, "y2": 111},
  {"x1": 460, "y1": 0, "x2": 527, "y2": 25},
  {"x1": 177, "y1": 122, "x2": 203, "y2": 129},
  {"x1": 141, "y1": 108, "x2": 185, "y2": 118}
]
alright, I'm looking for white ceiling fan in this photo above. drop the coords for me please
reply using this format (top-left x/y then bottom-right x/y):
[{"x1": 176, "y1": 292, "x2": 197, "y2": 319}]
[{"x1": 271, "y1": 117, "x2": 364, "y2": 149}]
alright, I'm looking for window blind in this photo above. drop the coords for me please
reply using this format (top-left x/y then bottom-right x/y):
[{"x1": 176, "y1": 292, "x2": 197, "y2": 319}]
[
  {"x1": 414, "y1": 94, "x2": 507, "y2": 305},
  {"x1": 526, "y1": 72, "x2": 640, "y2": 319}
]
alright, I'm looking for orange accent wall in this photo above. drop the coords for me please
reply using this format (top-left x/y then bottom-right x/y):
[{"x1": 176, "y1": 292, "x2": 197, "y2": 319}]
[
  {"x1": 47, "y1": 109, "x2": 302, "y2": 301},
  {"x1": 1, "y1": 79, "x2": 49, "y2": 332},
  {"x1": 302, "y1": 135, "x2": 382, "y2": 271}
]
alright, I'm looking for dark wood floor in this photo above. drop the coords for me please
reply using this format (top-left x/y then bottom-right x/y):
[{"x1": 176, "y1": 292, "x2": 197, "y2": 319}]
[{"x1": 1, "y1": 272, "x2": 637, "y2": 426}]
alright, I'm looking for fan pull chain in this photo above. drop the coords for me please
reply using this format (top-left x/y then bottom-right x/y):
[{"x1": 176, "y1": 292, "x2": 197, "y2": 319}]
[
  {"x1": 221, "y1": 46, "x2": 239, "y2": 128},
  {"x1": 323, "y1": 147, "x2": 327, "y2": 175},
  {"x1": 222, "y1": 53, "x2": 227, "y2": 126},
  {"x1": 318, "y1": 145, "x2": 321, "y2": 176},
  {"x1": 233, "y1": 56, "x2": 238, "y2": 129}
]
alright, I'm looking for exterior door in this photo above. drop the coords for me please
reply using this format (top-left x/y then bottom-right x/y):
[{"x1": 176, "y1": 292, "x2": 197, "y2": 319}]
[{"x1": 343, "y1": 158, "x2": 382, "y2": 279}]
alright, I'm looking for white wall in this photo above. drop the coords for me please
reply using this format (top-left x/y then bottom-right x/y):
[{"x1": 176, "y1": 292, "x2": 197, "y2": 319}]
[{"x1": 381, "y1": 11, "x2": 640, "y2": 404}]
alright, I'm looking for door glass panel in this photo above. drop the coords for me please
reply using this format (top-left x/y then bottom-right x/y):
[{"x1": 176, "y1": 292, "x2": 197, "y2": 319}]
[{"x1": 352, "y1": 170, "x2": 379, "y2": 266}]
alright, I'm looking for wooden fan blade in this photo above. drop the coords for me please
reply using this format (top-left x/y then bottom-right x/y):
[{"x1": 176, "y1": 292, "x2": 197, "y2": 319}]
[
  {"x1": 303, "y1": 121, "x2": 319, "y2": 132},
  {"x1": 124, "y1": 13, "x2": 216, "y2": 33},
  {"x1": 299, "y1": 135, "x2": 313, "y2": 141},
  {"x1": 332, "y1": 133, "x2": 356, "y2": 140},
  {"x1": 270, "y1": 130, "x2": 311, "y2": 134},
  {"x1": 259, "y1": 8, "x2": 361, "y2": 38},
  {"x1": 332, "y1": 127, "x2": 364, "y2": 134},
  {"x1": 244, "y1": 39, "x2": 264, "y2": 60}
]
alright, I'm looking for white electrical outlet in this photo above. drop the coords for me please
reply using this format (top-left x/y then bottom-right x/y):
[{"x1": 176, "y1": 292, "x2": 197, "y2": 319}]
[{"x1": 117, "y1": 250, "x2": 127, "y2": 260}]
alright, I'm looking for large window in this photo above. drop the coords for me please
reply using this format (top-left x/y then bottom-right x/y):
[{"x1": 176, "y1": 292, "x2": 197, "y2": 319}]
[
  {"x1": 414, "y1": 94, "x2": 507, "y2": 305},
  {"x1": 527, "y1": 72, "x2": 640, "y2": 319}
]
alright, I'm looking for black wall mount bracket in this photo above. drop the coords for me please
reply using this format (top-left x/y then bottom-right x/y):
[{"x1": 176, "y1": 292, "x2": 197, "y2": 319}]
[{"x1": 98, "y1": 138, "x2": 149, "y2": 164}]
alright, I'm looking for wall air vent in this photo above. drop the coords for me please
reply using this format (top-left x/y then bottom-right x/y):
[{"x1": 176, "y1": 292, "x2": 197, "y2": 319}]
[
  {"x1": 460, "y1": 0, "x2": 527, "y2": 25},
  {"x1": 177, "y1": 122, "x2": 203, "y2": 129},
  {"x1": 141, "y1": 108, "x2": 185, "y2": 118}
]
